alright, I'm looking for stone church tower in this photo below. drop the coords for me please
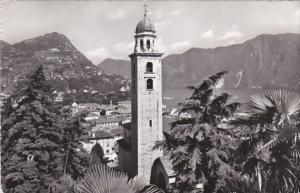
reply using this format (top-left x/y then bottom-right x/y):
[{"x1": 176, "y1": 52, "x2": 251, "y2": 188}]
[
  {"x1": 130, "y1": 5, "x2": 164, "y2": 182},
  {"x1": 118, "y1": 3, "x2": 164, "y2": 183}
]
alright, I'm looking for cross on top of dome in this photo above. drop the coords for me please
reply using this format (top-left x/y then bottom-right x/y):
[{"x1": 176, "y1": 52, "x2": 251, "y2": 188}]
[
  {"x1": 135, "y1": 0, "x2": 155, "y2": 34},
  {"x1": 143, "y1": 0, "x2": 149, "y2": 17}
]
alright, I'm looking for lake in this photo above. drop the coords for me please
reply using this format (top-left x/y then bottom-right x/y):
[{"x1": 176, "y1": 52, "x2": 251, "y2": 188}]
[{"x1": 162, "y1": 87, "x2": 268, "y2": 108}]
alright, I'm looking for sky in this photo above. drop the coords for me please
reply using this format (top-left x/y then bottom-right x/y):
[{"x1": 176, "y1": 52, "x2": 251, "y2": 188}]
[{"x1": 1, "y1": 1, "x2": 300, "y2": 64}]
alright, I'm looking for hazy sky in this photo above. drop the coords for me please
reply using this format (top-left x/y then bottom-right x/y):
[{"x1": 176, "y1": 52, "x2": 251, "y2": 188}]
[{"x1": 2, "y1": 1, "x2": 300, "y2": 64}]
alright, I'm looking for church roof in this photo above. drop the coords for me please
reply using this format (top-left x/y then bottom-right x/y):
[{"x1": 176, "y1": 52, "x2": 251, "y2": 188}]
[
  {"x1": 135, "y1": 2, "x2": 155, "y2": 34},
  {"x1": 158, "y1": 156, "x2": 175, "y2": 177},
  {"x1": 135, "y1": 16, "x2": 155, "y2": 34}
]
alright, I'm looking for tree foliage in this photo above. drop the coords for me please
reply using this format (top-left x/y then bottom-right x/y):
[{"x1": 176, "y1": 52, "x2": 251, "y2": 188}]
[
  {"x1": 156, "y1": 71, "x2": 244, "y2": 193},
  {"x1": 76, "y1": 164, "x2": 164, "y2": 193},
  {"x1": 230, "y1": 89, "x2": 300, "y2": 193},
  {"x1": 1, "y1": 65, "x2": 89, "y2": 193}
]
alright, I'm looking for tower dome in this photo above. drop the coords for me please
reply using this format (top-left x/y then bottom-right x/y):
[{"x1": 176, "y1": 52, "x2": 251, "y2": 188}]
[
  {"x1": 135, "y1": 16, "x2": 155, "y2": 33},
  {"x1": 135, "y1": 1, "x2": 155, "y2": 34},
  {"x1": 71, "y1": 101, "x2": 78, "y2": 107}
]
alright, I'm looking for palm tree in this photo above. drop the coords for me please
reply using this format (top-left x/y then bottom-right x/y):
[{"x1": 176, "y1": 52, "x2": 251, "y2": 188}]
[
  {"x1": 76, "y1": 164, "x2": 163, "y2": 193},
  {"x1": 49, "y1": 165, "x2": 163, "y2": 193},
  {"x1": 230, "y1": 89, "x2": 300, "y2": 193}
]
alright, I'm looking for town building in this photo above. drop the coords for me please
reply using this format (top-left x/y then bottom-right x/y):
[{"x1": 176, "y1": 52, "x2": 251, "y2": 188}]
[
  {"x1": 82, "y1": 128, "x2": 123, "y2": 168},
  {"x1": 54, "y1": 91, "x2": 64, "y2": 102},
  {"x1": 91, "y1": 116, "x2": 123, "y2": 131},
  {"x1": 70, "y1": 100, "x2": 132, "y2": 120},
  {"x1": 115, "y1": 100, "x2": 131, "y2": 116}
]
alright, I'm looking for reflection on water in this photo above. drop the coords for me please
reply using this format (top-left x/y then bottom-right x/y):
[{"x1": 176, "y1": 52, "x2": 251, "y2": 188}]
[{"x1": 162, "y1": 87, "x2": 268, "y2": 108}]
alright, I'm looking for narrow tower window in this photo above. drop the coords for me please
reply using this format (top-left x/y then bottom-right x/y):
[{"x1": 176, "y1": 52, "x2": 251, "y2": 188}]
[
  {"x1": 146, "y1": 62, "x2": 153, "y2": 73},
  {"x1": 149, "y1": 120, "x2": 152, "y2": 127},
  {"x1": 147, "y1": 79, "x2": 153, "y2": 90},
  {"x1": 147, "y1": 40, "x2": 151, "y2": 50},
  {"x1": 140, "y1": 39, "x2": 144, "y2": 51}
]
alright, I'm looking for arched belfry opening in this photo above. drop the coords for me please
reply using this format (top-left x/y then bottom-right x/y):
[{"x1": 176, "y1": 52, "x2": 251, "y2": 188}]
[
  {"x1": 140, "y1": 39, "x2": 144, "y2": 51},
  {"x1": 147, "y1": 40, "x2": 151, "y2": 50},
  {"x1": 146, "y1": 62, "x2": 153, "y2": 73}
]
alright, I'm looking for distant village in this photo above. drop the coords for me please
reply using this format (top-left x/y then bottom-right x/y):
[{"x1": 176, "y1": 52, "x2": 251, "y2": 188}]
[
  {"x1": 0, "y1": 88, "x2": 189, "y2": 170},
  {"x1": 53, "y1": 95, "x2": 186, "y2": 169}
]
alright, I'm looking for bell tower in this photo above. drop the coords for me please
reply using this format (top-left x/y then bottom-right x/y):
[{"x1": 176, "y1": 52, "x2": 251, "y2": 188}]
[{"x1": 129, "y1": 2, "x2": 164, "y2": 182}]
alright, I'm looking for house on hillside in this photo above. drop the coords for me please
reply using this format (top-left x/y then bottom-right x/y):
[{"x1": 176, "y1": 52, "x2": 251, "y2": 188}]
[
  {"x1": 91, "y1": 116, "x2": 122, "y2": 131},
  {"x1": 84, "y1": 112, "x2": 100, "y2": 121},
  {"x1": 82, "y1": 128, "x2": 123, "y2": 168}
]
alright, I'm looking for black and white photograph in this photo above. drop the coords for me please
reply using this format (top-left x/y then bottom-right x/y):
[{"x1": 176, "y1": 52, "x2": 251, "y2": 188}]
[{"x1": 1, "y1": 1, "x2": 300, "y2": 193}]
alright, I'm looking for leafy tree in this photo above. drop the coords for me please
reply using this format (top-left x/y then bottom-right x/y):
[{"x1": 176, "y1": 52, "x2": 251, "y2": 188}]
[
  {"x1": 48, "y1": 174, "x2": 78, "y2": 193},
  {"x1": 215, "y1": 174, "x2": 259, "y2": 193},
  {"x1": 230, "y1": 89, "x2": 300, "y2": 193},
  {"x1": 156, "y1": 71, "x2": 242, "y2": 193},
  {"x1": 1, "y1": 65, "x2": 89, "y2": 193}
]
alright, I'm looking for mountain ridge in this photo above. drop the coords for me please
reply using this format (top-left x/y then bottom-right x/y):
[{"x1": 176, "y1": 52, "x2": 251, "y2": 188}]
[
  {"x1": 0, "y1": 32, "x2": 130, "y2": 98},
  {"x1": 98, "y1": 33, "x2": 300, "y2": 89}
]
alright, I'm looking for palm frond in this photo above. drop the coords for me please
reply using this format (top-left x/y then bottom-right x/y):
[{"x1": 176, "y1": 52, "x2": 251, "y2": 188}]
[
  {"x1": 208, "y1": 71, "x2": 228, "y2": 84},
  {"x1": 249, "y1": 89, "x2": 300, "y2": 124},
  {"x1": 76, "y1": 164, "x2": 163, "y2": 193},
  {"x1": 289, "y1": 144, "x2": 300, "y2": 160}
]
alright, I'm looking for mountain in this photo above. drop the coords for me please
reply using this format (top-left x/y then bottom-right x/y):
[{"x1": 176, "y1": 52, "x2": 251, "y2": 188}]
[
  {"x1": 98, "y1": 33, "x2": 300, "y2": 89},
  {"x1": 98, "y1": 58, "x2": 131, "y2": 79},
  {"x1": 0, "y1": 32, "x2": 130, "y2": 97}
]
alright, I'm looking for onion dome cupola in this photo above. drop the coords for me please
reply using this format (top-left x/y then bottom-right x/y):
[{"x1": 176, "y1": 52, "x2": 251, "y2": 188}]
[
  {"x1": 134, "y1": 2, "x2": 157, "y2": 53},
  {"x1": 135, "y1": 14, "x2": 155, "y2": 33}
]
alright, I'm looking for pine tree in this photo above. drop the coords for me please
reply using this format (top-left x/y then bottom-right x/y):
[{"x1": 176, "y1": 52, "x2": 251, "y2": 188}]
[
  {"x1": 157, "y1": 71, "x2": 244, "y2": 193},
  {"x1": 1, "y1": 65, "x2": 89, "y2": 193}
]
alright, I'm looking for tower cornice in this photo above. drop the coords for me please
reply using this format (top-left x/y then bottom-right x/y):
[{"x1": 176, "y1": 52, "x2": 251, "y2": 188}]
[
  {"x1": 129, "y1": 53, "x2": 164, "y2": 58},
  {"x1": 134, "y1": 33, "x2": 157, "y2": 38}
]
